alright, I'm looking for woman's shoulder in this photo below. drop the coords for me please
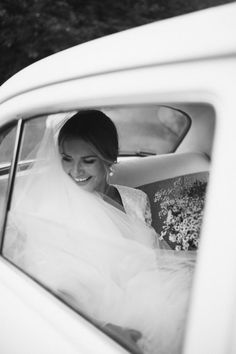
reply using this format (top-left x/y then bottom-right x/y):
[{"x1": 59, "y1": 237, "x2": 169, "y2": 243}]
[{"x1": 114, "y1": 185, "x2": 152, "y2": 227}]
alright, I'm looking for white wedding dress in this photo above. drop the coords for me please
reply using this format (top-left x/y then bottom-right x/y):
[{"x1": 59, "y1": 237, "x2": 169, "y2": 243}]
[{"x1": 3, "y1": 115, "x2": 196, "y2": 354}]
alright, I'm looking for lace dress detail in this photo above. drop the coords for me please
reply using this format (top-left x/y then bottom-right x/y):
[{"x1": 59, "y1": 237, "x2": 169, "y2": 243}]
[
  {"x1": 115, "y1": 185, "x2": 158, "y2": 248},
  {"x1": 114, "y1": 185, "x2": 150, "y2": 224}
]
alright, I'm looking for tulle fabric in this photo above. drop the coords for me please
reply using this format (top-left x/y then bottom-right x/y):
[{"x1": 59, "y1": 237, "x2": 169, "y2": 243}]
[{"x1": 3, "y1": 113, "x2": 196, "y2": 354}]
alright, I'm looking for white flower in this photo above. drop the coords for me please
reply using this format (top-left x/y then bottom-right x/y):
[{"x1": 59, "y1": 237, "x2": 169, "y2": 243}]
[
  {"x1": 175, "y1": 245, "x2": 181, "y2": 251},
  {"x1": 167, "y1": 210, "x2": 172, "y2": 222},
  {"x1": 169, "y1": 234, "x2": 177, "y2": 243},
  {"x1": 160, "y1": 231, "x2": 166, "y2": 239},
  {"x1": 183, "y1": 242, "x2": 190, "y2": 250},
  {"x1": 176, "y1": 233, "x2": 182, "y2": 243}
]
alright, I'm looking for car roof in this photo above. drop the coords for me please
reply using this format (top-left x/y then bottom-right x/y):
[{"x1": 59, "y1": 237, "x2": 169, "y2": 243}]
[{"x1": 0, "y1": 3, "x2": 235, "y2": 105}]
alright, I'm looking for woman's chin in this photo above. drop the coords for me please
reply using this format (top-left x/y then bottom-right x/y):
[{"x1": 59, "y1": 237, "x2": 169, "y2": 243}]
[
  {"x1": 72, "y1": 177, "x2": 105, "y2": 194},
  {"x1": 79, "y1": 185, "x2": 94, "y2": 193}
]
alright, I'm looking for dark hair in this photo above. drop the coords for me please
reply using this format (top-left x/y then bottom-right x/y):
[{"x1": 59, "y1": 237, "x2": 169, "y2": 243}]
[{"x1": 58, "y1": 110, "x2": 119, "y2": 164}]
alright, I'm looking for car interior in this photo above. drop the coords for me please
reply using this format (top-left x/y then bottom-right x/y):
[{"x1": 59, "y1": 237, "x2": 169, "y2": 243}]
[
  {"x1": 111, "y1": 152, "x2": 209, "y2": 248},
  {"x1": 110, "y1": 103, "x2": 214, "y2": 250}
]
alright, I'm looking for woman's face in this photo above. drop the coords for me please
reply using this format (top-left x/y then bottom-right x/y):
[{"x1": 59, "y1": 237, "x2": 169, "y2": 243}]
[{"x1": 60, "y1": 138, "x2": 108, "y2": 193}]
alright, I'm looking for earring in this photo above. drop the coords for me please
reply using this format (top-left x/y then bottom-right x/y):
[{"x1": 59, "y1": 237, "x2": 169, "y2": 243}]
[{"x1": 109, "y1": 165, "x2": 114, "y2": 176}]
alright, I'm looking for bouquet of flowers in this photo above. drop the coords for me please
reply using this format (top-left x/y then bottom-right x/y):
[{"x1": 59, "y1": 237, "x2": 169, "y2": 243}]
[{"x1": 154, "y1": 176, "x2": 207, "y2": 251}]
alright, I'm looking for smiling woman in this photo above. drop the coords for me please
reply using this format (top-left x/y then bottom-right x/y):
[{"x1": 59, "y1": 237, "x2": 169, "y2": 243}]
[
  {"x1": 61, "y1": 139, "x2": 103, "y2": 186},
  {"x1": 58, "y1": 110, "x2": 119, "y2": 195}
]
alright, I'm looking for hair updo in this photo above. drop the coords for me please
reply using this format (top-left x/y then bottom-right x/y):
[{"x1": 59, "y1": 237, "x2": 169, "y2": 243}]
[{"x1": 58, "y1": 110, "x2": 119, "y2": 164}]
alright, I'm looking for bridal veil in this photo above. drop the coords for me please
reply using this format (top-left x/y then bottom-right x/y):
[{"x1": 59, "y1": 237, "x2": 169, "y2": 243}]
[{"x1": 3, "y1": 112, "x2": 196, "y2": 354}]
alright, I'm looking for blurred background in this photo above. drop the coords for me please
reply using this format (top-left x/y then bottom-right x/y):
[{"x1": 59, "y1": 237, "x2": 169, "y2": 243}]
[{"x1": 0, "y1": 0, "x2": 234, "y2": 85}]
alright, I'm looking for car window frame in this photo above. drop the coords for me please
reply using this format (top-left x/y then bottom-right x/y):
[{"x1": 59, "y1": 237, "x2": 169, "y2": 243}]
[
  {"x1": 0, "y1": 119, "x2": 24, "y2": 253},
  {"x1": 0, "y1": 105, "x2": 205, "y2": 354},
  {"x1": 165, "y1": 105, "x2": 192, "y2": 152}
]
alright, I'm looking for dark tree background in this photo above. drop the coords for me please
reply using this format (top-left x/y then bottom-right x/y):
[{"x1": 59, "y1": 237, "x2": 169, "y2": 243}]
[{"x1": 0, "y1": 0, "x2": 234, "y2": 85}]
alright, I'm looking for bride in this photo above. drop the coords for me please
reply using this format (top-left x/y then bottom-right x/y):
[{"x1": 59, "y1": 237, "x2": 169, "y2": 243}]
[{"x1": 3, "y1": 110, "x2": 196, "y2": 354}]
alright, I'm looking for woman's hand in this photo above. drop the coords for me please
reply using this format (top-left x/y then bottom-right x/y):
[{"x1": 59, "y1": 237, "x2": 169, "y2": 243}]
[
  {"x1": 105, "y1": 323, "x2": 143, "y2": 354},
  {"x1": 58, "y1": 290, "x2": 143, "y2": 353}
]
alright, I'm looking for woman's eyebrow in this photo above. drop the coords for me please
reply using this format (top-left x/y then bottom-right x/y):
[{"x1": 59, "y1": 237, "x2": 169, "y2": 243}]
[{"x1": 83, "y1": 155, "x2": 97, "y2": 158}]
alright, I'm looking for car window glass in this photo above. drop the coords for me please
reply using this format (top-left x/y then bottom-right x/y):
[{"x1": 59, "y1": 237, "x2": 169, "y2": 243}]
[
  {"x1": 2, "y1": 107, "x2": 207, "y2": 354},
  {"x1": 0, "y1": 125, "x2": 17, "y2": 164},
  {"x1": 103, "y1": 106, "x2": 190, "y2": 156},
  {"x1": 0, "y1": 124, "x2": 17, "y2": 229},
  {"x1": 19, "y1": 116, "x2": 47, "y2": 162},
  {"x1": 2, "y1": 116, "x2": 48, "y2": 263}
]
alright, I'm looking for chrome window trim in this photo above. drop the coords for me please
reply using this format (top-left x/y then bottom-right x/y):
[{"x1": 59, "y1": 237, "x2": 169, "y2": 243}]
[{"x1": 0, "y1": 119, "x2": 24, "y2": 252}]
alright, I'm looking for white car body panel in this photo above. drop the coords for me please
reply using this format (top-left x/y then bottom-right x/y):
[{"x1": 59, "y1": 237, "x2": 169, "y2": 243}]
[
  {"x1": 0, "y1": 3, "x2": 236, "y2": 354},
  {"x1": 0, "y1": 259, "x2": 126, "y2": 354}
]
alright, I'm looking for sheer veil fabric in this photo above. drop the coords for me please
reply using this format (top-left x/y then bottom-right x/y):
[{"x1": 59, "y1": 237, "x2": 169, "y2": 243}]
[{"x1": 3, "y1": 113, "x2": 196, "y2": 354}]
